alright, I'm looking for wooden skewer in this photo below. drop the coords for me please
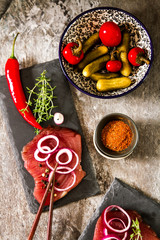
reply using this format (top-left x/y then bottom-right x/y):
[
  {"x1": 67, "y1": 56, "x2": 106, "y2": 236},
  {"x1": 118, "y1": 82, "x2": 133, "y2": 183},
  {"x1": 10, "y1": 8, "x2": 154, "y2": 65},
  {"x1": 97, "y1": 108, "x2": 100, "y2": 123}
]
[
  {"x1": 28, "y1": 163, "x2": 58, "y2": 240},
  {"x1": 47, "y1": 172, "x2": 56, "y2": 240}
]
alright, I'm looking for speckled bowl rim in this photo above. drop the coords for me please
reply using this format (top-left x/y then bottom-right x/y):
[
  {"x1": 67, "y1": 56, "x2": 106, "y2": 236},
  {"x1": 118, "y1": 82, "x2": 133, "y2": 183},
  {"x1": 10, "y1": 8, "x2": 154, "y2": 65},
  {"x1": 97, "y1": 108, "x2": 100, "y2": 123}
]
[
  {"x1": 58, "y1": 7, "x2": 153, "y2": 99},
  {"x1": 93, "y1": 113, "x2": 139, "y2": 159}
]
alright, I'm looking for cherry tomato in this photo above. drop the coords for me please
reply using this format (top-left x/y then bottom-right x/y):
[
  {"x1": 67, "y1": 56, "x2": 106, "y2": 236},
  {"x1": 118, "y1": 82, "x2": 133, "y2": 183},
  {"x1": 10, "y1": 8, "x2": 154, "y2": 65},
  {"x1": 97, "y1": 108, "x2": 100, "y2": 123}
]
[
  {"x1": 99, "y1": 21, "x2": 122, "y2": 47},
  {"x1": 62, "y1": 41, "x2": 84, "y2": 65},
  {"x1": 106, "y1": 60, "x2": 122, "y2": 72}
]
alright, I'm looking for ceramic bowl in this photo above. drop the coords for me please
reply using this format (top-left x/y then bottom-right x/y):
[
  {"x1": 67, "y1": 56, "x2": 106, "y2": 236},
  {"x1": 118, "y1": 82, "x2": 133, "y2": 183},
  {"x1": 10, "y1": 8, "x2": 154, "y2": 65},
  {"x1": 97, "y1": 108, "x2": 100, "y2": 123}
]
[
  {"x1": 59, "y1": 7, "x2": 153, "y2": 99},
  {"x1": 93, "y1": 113, "x2": 139, "y2": 159}
]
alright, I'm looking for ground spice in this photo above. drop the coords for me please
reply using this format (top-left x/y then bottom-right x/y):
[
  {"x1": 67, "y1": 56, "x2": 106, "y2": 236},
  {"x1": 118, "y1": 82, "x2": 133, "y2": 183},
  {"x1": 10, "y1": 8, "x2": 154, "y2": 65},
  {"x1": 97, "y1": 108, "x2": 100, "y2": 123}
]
[{"x1": 101, "y1": 120, "x2": 132, "y2": 152}]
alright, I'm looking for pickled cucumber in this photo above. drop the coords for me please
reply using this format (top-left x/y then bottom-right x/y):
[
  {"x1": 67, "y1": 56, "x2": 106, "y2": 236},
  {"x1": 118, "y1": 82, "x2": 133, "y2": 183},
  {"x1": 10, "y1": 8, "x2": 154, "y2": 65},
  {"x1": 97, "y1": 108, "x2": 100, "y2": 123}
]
[
  {"x1": 82, "y1": 55, "x2": 110, "y2": 77},
  {"x1": 82, "y1": 32, "x2": 100, "y2": 54},
  {"x1": 78, "y1": 46, "x2": 108, "y2": 71},
  {"x1": 116, "y1": 29, "x2": 131, "y2": 77},
  {"x1": 90, "y1": 72, "x2": 119, "y2": 81},
  {"x1": 96, "y1": 77, "x2": 131, "y2": 92},
  {"x1": 117, "y1": 30, "x2": 130, "y2": 53},
  {"x1": 120, "y1": 51, "x2": 132, "y2": 76}
]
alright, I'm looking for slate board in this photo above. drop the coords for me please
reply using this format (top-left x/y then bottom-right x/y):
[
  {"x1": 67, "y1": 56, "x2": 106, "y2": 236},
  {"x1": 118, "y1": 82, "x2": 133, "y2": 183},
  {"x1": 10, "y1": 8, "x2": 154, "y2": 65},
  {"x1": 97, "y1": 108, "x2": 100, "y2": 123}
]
[
  {"x1": 0, "y1": 59, "x2": 100, "y2": 213},
  {"x1": 78, "y1": 178, "x2": 160, "y2": 239}
]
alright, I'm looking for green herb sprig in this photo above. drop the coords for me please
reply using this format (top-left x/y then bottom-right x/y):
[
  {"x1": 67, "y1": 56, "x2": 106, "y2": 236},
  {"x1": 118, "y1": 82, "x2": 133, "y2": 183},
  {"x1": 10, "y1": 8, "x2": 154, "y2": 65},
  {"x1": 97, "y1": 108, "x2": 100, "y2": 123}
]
[
  {"x1": 21, "y1": 70, "x2": 57, "y2": 134},
  {"x1": 130, "y1": 218, "x2": 142, "y2": 240}
]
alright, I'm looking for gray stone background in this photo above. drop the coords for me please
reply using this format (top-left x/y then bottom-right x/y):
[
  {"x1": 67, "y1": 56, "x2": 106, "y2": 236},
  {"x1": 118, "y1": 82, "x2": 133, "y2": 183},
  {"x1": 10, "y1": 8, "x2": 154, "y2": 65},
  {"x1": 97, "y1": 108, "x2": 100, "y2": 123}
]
[{"x1": 0, "y1": 0, "x2": 160, "y2": 239}]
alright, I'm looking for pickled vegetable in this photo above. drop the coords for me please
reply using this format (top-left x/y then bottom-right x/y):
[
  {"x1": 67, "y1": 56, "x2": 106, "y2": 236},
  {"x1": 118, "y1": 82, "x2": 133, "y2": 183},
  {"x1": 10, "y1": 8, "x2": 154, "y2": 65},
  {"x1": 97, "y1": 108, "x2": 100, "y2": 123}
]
[
  {"x1": 120, "y1": 51, "x2": 132, "y2": 76},
  {"x1": 117, "y1": 30, "x2": 130, "y2": 53},
  {"x1": 78, "y1": 46, "x2": 108, "y2": 71},
  {"x1": 99, "y1": 21, "x2": 122, "y2": 47},
  {"x1": 128, "y1": 47, "x2": 150, "y2": 66},
  {"x1": 106, "y1": 50, "x2": 122, "y2": 72},
  {"x1": 96, "y1": 77, "x2": 131, "y2": 92},
  {"x1": 82, "y1": 55, "x2": 110, "y2": 77},
  {"x1": 82, "y1": 32, "x2": 100, "y2": 54},
  {"x1": 90, "y1": 72, "x2": 119, "y2": 81}
]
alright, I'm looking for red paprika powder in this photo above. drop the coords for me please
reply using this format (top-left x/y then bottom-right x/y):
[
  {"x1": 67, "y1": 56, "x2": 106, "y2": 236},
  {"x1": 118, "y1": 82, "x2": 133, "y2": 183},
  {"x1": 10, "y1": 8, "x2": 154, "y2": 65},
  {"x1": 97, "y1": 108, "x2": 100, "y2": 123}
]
[{"x1": 101, "y1": 120, "x2": 132, "y2": 152}]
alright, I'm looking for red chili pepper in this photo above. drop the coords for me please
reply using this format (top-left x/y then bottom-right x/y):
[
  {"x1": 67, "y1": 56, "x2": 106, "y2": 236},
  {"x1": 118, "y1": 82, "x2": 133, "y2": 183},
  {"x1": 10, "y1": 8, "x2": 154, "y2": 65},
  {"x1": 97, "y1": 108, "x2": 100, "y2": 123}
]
[
  {"x1": 5, "y1": 33, "x2": 42, "y2": 130},
  {"x1": 106, "y1": 50, "x2": 122, "y2": 72},
  {"x1": 128, "y1": 47, "x2": 150, "y2": 66},
  {"x1": 62, "y1": 39, "x2": 84, "y2": 65}
]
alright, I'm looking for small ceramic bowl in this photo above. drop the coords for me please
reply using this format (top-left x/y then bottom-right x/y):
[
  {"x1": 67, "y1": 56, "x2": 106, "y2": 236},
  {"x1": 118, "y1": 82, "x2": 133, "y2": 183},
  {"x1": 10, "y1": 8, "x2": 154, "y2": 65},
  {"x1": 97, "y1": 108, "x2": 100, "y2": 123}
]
[{"x1": 93, "y1": 113, "x2": 139, "y2": 159}]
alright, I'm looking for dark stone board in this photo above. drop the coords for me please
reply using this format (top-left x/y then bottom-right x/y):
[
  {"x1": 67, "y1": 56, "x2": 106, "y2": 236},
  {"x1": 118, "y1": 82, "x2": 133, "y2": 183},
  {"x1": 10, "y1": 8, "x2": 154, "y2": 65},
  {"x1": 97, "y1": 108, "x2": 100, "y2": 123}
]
[
  {"x1": 78, "y1": 178, "x2": 160, "y2": 239},
  {"x1": 0, "y1": 59, "x2": 100, "y2": 213}
]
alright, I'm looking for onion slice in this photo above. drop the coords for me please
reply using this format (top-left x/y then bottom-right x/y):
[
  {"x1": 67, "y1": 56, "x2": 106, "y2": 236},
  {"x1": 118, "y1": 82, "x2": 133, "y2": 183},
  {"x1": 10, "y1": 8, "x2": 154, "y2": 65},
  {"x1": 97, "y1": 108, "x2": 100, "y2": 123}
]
[
  {"x1": 103, "y1": 205, "x2": 131, "y2": 233},
  {"x1": 46, "y1": 159, "x2": 56, "y2": 171},
  {"x1": 104, "y1": 218, "x2": 128, "y2": 240},
  {"x1": 55, "y1": 150, "x2": 79, "y2": 174},
  {"x1": 34, "y1": 135, "x2": 79, "y2": 193},
  {"x1": 102, "y1": 234, "x2": 121, "y2": 240},
  {"x1": 34, "y1": 146, "x2": 51, "y2": 162},
  {"x1": 48, "y1": 167, "x2": 76, "y2": 192},
  {"x1": 54, "y1": 112, "x2": 64, "y2": 125},
  {"x1": 37, "y1": 135, "x2": 59, "y2": 154},
  {"x1": 56, "y1": 148, "x2": 73, "y2": 165}
]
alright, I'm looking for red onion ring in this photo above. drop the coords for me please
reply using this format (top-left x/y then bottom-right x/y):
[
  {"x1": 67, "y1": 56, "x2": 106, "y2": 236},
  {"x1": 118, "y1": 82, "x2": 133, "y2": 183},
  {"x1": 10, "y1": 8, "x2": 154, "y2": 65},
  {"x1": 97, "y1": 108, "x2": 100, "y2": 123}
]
[
  {"x1": 103, "y1": 230, "x2": 127, "y2": 240},
  {"x1": 104, "y1": 218, "x2": 128, "y2": 240},
  {"x1": 34, "y1": 146, "x2": 51, "y2": 162},
  {"x1": 35, "y1": 135, "x2": 79, "y2": 192},
  {"x1": 102, "y1": 234, "x2": 121, "y2": 240},
  {"x1": 46, "y1": 148, "x2": 79, "y2": 174},
  {"x1": 37, "y1": 135, "x2": 59, "y2": 154},
  {"x1": 48, "y1": 167, "x2": 76, "y2": 192},
  {"x1": 103, "y1": 205, "x2": 131, "y2": 233},
  {"x1": 56, "y1": 150, "x2": 79, "y2": 174},
  {"x1": 56, "y1": 148, "x2": 73, "y2": 165},
  {"x1": 46, "y1": 158, "x2": 56, "y2": 171}
]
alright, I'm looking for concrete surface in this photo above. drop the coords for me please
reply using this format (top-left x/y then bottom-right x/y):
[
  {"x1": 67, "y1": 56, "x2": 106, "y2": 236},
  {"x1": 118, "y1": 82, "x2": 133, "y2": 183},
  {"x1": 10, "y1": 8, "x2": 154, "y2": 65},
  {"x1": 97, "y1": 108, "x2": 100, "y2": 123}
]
[{"x1": 0, "y1": 0, "x2": 160, "y2": 239}]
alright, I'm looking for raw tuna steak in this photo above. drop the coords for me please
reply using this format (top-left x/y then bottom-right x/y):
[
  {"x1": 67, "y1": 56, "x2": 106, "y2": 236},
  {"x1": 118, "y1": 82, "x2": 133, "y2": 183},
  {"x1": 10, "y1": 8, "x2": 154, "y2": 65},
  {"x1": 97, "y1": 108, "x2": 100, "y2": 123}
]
[{"x1": 21, "y1": 126, "x2": 86, "y2": 205}]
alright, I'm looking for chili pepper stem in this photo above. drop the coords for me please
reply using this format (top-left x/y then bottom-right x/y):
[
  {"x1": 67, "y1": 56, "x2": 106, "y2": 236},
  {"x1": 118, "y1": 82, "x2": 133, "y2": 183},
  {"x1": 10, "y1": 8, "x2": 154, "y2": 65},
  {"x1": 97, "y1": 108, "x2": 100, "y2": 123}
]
[
  {"x1": 73, "y1": 39, "x2": 83, "y2": 56},
  {"x1": 10, "y1": 33, "x2": 19, "y2": 59},
  {"x1": 139, "y1": 56, "x2": 150, "y2": 65},
  {"x1": 110, "y1": 50, "x2": 119, "y2": 61}
]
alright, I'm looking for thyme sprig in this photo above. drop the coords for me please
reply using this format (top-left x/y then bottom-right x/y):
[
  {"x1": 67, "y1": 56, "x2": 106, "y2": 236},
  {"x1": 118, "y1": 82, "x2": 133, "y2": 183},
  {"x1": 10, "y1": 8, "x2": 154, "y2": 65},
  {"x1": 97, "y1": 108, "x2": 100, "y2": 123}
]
[
  {"x1": 21, "y1": 70, "x2": 57, "y2": 133},
  {"x1": 130, "y1": 218, "x2": 142, "y2": 240}
]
